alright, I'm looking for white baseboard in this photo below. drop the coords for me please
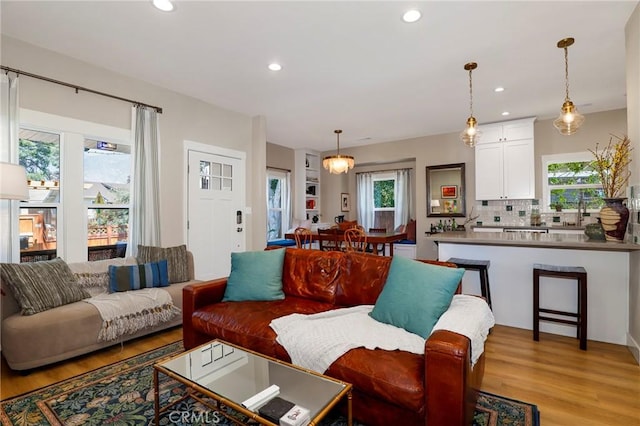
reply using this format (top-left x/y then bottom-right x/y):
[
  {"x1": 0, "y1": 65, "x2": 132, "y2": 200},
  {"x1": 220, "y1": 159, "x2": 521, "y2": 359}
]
[{"x1": 626, "y1": 332, "x2": 640, "y2": 365}]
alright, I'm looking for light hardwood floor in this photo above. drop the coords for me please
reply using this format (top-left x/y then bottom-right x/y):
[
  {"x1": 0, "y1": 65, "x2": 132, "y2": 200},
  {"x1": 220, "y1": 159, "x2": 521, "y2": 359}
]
[{"x1": 1, "y1": 325, "x2": 639, "y2": 425}]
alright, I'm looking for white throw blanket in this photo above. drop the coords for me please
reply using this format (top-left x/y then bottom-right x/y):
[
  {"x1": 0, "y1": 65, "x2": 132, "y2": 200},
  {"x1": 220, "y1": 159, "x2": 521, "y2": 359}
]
[
  {"x1": 270, "y1": 295, "x2": 494, "y2": 373},
  {"x1": 85, "y1": 288, "x2": 180, "y2": 342}
]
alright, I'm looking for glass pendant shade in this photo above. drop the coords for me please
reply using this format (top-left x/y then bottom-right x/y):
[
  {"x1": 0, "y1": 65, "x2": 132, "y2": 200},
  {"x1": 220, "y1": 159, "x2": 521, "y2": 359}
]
[
  {"x1": 460, "y1": 116, "x2": 481, "y2": 147},
  {"x1": 323, "y1": 129, "x2": 354, "y2": 174},
  {"x1": 553, "y1": 100, "x2": 585, "y2": 136},
  {"x1": 554, "y1": 37, "x2": 584, "y2": 135},
  {"x1": 460, "y1": 62, "x2": 480, "y2": 147}
]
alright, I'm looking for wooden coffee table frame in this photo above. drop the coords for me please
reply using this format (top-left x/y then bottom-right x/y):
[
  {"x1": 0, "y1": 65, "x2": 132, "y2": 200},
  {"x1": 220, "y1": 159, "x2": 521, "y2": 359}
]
[{"x1": 154, "y1": 339, "x2": 353, "y2": 426}]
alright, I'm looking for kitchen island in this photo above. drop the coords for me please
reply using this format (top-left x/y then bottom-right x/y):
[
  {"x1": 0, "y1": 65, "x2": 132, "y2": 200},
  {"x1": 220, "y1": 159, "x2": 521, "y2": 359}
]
[{"x1": 427, "y1": 231, "x2": 639, "y2": 346}]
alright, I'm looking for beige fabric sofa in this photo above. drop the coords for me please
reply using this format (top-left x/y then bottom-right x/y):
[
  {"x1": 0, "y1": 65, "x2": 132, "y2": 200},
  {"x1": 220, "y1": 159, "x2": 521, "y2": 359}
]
[{"x1": 1, "y1": 252, "x2": 200, "y2": 371}]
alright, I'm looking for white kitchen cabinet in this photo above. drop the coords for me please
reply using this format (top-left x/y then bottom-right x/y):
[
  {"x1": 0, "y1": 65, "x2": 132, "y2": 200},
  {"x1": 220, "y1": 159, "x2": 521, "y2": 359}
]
[
  {"x1": 477, "y1": 117, "x2": 535, "y2": 144},
  {"x1": 475, "y1": 118, "x2": 535, "y2": 200}
]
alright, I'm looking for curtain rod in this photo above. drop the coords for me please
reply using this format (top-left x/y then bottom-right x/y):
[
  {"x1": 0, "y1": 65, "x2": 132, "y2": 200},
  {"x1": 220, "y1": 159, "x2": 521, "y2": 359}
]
[
  {"x1": 267, "y1": 166, "x2": 291, "y2": 173},
  {"x1": 355, "y1": 167, "x2": 413, "y2": 175},
  {"x1": 1, "y1": 65, "x2": 163, "y2": 114}
]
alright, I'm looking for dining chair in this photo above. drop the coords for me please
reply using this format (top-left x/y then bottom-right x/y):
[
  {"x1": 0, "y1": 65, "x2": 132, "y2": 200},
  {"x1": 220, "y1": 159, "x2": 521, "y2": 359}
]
[
  {"x1": 368, "y1": 227, "x2": 387, "y2": 255},
  {"x1": 293, "y1": 227, "x2": 313, "y2": 249},
  {"x1": 317, "y1": 227, "x2": 343, "y2": 251},
  {"x1": 344, "y1": 227, "x2": 367, "y2": 253}
]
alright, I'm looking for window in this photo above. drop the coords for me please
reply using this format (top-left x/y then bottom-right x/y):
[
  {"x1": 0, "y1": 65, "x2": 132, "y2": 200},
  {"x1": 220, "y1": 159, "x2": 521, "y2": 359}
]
[
  {"x1": 373, "y1": 173, "x2": 396, "y2": 231},
  {"x1": 266, "y1": 169, "x2": 290, "y2": 241},
  {"x1": 19, "y1": 129, "x2": 61, "y2": 260},
  {"x1": 84, "y1": 139, "x2": 131, "y2": 257},
  {"x1": 542, "y1": 152, "x2": 604, "y2": 212},
  {"x1": 16, "y1": 110, "x2": 132, "y2": 263}
]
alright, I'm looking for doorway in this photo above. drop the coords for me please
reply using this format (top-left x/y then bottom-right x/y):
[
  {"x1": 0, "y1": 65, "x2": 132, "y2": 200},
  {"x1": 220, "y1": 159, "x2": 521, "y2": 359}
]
[{"x1": 187, "y1": 144, "x2": 246, "y2": 280}]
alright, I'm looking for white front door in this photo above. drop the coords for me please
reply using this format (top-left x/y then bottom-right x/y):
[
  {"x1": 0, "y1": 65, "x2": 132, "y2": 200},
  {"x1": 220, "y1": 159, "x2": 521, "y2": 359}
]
[{"x1": 187, "y1": 149, "x2": 245, "y2": 280}]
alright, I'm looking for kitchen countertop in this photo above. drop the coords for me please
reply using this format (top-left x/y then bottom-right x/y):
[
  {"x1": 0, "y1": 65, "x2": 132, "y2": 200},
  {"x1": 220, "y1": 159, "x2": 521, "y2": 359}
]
[
  {"x1": 426, "y1": 231, "x2": 640, "y2": 252},
  {"x1": 470, "y1": 225, "x2": 585, "y2": 231}
]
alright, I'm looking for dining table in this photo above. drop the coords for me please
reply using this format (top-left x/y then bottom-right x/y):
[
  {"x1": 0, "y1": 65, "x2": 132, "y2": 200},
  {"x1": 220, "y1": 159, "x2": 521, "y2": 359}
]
[{"x1": 284, "y1": 230, "x2": 408, "y2": 256}]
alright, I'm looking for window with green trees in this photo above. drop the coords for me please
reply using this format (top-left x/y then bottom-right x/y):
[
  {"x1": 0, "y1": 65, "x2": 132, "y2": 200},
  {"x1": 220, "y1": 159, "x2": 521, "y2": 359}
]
[{"x1": 543, "y1": 153, "x2": 604, "y2": 211}]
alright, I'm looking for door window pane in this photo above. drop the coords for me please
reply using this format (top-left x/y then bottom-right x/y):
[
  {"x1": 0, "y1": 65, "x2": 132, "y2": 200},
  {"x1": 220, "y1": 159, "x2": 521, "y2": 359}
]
[
  {"x1": 87, "y1": 208, "x2": 129, "y2": 247},
  {"x1": 83, "y1": 139, "x2": 131, "y2": 205},
  {"x1": 19, "y1": 130, "x2": 60, "y2": 203},
  {"x1": 19, "y1": 207, "x2": 57, "y2": 261}
]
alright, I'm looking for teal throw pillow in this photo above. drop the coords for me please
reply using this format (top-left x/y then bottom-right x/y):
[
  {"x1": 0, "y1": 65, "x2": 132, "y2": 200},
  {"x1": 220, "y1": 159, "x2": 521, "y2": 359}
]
[
  {"x1": 108, "y1": 260, "x2": 169, "y2": 292},
  {"x1": 223, "y1": 249, "x2": 286, "y2": 302},
  {"x1": 369, "y1": 256, "x2": 464, "y2": 338}
]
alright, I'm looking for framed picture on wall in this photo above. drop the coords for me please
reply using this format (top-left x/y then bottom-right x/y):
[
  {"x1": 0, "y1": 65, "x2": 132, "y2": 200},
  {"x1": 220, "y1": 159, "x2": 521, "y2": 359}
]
[
  {"x1": 341, "y1": 193, "x2": 351, "y2": 212},
  {"x1": 441, "y1": 185, "x2": 458, "y2": 199}
]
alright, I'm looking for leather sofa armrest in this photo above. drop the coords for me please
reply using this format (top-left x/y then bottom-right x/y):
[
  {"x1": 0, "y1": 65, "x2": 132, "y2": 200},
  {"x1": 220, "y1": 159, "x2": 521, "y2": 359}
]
[
  {"x1": 425, "y1": 329, "x2": 475, "y2": 426},
  {"x1": 182, "y1": 278, "x2": 228, "y2": 349}
]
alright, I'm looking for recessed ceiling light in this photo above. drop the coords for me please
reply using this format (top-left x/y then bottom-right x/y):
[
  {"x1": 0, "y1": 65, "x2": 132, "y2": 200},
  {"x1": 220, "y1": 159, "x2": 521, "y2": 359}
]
[
  {"x1": 268, "y1": 63, "x2": 282, "y2": 71},
  {"x1": 402, "y1": 10, "x2": 422, "y2": 23},
  {"x1": 494, "y1": 87, "x2": 505, "y2": 92},
  {"x1": 502, "y1": 111, "x2": 510, "y2": 116},
  {"x1": 152, "y1": 0, "x2": 174, "y2": 12}
]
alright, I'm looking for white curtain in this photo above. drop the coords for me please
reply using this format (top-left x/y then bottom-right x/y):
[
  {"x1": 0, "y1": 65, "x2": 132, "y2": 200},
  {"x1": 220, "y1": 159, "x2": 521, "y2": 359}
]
[
  {"x1": 356, "y1": 172, "x2": 374, "y2": 231},
  {"x1": 0, "y1": 74, "x2": 20, "y2": 263},
  {"x1": 395, "y1": 169, "x2": 412, "y2": 229},
  {"x1": 128, "y1": 105, "x2": 161, "y2": 255}
]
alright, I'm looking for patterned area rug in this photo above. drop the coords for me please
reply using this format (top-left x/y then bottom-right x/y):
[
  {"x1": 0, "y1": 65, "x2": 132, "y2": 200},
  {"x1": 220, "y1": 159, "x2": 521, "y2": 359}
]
[{"x1": 1, "y1": 341, "x2": 540, "y2": 426}]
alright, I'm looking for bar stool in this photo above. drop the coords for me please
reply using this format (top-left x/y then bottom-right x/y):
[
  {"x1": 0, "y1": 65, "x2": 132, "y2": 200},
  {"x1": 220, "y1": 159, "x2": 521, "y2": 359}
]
[
  {"x1": 533, "y1": 263, "x2": 587, "y2": 350},
  {"x1": 446, "y1": 258, "x2": 492, "y2": 309}
]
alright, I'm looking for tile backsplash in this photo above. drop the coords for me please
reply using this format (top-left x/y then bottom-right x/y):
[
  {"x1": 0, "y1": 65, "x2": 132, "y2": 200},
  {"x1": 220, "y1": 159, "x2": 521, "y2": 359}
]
[{"x1": 472, "y1": 199, "x2": 599, "y2": 228}]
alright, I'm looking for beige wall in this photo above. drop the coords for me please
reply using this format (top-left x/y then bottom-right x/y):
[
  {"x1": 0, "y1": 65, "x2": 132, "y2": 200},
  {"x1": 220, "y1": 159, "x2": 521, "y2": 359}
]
[
  {"x1": 2, "y1": 36, "x2": 262, "y2": 255},
  {"x1": 534, "y1": 109, "x2": 628, "y2": 198},
  {"x1": 320, "y1": 109, "x2": 627, "y2": 259},
  {"x1": 625, "y1": 2, "x2": 640, "y2": 363}
]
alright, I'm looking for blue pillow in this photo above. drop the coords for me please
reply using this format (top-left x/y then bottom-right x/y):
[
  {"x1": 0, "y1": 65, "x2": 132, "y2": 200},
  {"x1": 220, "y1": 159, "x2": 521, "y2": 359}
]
[
  {"x1": 369, "y1": 256, "x2": 464, "y2": 338},
  {"x1": 222, "y1": 249, "x2": 286, "y2": 302},
  {"x1": 108, "y1": 260, "x2": 169, "y2": 292}
]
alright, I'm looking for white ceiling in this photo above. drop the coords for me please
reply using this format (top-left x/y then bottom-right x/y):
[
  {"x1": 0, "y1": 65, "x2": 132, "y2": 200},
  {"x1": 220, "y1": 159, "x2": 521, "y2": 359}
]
[{"x1": 1, "y1": 1, "x2": 637, "y2": 152}]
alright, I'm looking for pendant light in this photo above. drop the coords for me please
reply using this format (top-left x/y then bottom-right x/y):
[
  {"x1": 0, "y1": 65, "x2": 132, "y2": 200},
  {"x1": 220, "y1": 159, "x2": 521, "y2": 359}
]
[
  {"x1": 460, "y1": 62, "x2": 480, "y2": 147},
  {"x1": 323, "y1": 130, "x2": 354, "y2": 174},
  {"x1": 553, "y1": 37, "x2": 584, "y2": 135}
]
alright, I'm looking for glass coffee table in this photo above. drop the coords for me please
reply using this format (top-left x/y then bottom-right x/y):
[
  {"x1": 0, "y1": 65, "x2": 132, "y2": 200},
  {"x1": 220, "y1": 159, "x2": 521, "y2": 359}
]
[{"x1": 153, "y1": 339, "x2": 352, "y2": 426}]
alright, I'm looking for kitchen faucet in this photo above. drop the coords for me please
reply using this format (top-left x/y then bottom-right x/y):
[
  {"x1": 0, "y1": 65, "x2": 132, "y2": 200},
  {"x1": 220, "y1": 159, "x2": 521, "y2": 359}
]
[{"x1": 577, "y1": 195, "x2": 586, "y2": 227}]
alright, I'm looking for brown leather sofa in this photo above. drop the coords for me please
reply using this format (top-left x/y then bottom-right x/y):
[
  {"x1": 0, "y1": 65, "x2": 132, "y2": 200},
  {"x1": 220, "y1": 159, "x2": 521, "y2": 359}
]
[{"x1": 183, "y1": 248, "x2": 484, "y2": 426}]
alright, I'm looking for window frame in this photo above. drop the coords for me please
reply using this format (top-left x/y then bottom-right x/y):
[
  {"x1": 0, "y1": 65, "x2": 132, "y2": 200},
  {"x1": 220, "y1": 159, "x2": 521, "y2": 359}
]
[
  {"x1": 266, "y1": 168, "x2": 291, "y2": 241},
  {"x1": 17, "y1": 109, "x2": 132, "y2": 263},
  {"x1": 541, "y1": 151, "x2": 602, "y2": 213}
]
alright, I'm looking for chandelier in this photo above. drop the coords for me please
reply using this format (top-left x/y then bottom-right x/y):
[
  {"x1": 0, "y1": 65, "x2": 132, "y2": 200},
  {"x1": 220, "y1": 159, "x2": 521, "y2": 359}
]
[
  {"x1": 460, "y1": 62, "x2": 480, "y2": 147},
  {"x1": 323, "y1": 130, "x2": 354, "y2": 174},
  {"x1": 553, "y1": 37, "x2": 584, "y2": 135}
]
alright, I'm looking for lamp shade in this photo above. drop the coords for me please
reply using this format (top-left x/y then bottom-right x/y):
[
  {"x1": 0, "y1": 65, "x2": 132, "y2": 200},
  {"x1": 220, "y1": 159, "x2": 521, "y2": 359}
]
[
  {"x1": 323, "y1": 129, "x2": 355, "y2": 174},
  {"x1": 0, "y1": 162, "x2": 29, "y2": 200},
  {"x1": 323, "y1": 155, "x2": 355, "y2": 174}
]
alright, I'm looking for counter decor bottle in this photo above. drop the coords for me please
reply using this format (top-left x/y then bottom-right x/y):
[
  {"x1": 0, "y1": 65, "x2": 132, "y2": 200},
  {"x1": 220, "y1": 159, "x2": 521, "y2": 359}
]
[
  {"x1": 600, "y1": 198, "x2": 629, "y2": 242},
  {"x1": 584, "y1": 218, "x2": 606, "y2": 241},
  {"x1": 590, "y1": 134, "x2": 632, "y2": 242}
]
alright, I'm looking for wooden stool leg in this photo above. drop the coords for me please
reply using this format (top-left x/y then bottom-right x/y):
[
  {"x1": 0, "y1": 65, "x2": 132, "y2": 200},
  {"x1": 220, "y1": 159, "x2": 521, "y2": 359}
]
[
  {"x1": 533, "y1": 269, "x2": 540, "y2": 342},
  {"x1": 579, "y1": 273, "x2": 587, "y2": 350},
  {"x1": 481, "y1": 268, "x2": 492, "y2": 309}
]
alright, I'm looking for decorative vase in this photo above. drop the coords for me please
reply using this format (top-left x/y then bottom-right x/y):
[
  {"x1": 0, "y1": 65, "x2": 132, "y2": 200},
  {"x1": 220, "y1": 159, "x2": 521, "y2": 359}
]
[
  {"x1": 584, "y1": 220, "x2": 606, "y2": 241},
  {"x1": 599, "y1": 198, "x2": 629, "y2": 242}
]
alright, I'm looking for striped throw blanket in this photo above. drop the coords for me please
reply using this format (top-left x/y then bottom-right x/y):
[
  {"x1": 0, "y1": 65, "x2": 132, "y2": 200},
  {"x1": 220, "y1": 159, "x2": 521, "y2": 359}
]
[{"x1": 85, "y1": 288, "x2": 180, "y2": 342}]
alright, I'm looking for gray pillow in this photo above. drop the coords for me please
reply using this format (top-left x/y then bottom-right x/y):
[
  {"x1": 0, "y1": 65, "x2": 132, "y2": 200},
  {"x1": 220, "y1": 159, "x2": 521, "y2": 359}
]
[
  {"x1": 0, "y1": 258, "x2": 90, "y2": 315},
  {"x1": 137, "y1": 244, "x2": 189, "y2": 284}
]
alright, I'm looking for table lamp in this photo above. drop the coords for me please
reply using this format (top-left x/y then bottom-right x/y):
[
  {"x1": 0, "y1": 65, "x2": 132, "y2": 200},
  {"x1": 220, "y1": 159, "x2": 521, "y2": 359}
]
[
  {"x1": 431, "y1": 199, "x2": 441, "y2": 213},
  {"x1": 0, "y1": 162, "x2": 28, "y2": 200}
]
